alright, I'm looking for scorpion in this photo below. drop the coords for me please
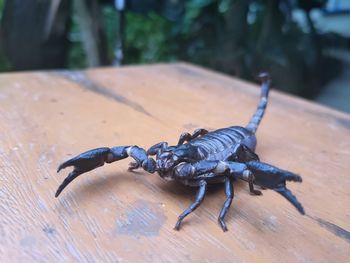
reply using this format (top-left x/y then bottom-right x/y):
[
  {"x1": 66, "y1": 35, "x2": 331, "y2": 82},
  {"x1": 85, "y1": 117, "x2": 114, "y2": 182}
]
[{"x1": 55, "y1": 73, "x2": 305, "y2": 231}]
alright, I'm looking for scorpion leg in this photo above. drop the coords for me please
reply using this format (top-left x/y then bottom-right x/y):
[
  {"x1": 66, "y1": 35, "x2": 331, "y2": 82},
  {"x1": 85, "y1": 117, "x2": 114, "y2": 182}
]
[
  {"x1": 229, "y1": 144, "x2": 262, "y2": 195},
  {"x1": 249, "y1": 180, "x2": 262, "y2": 196},
  {"x1": 174, "y1": 161, "x2": 247, "y2": 230},
  {"x1": 218, "y1": 177, "x2": 234, "y2": 232},
  {"x1": 129, "y1": 142, "x2": 169, "y2": 171},
  {"x1": 174, "y1": 180, "x2": 207, "y2": 230},
  {"x1": 231, "y1": 143, "x2": 259, "y2": 163},
  {"x1": 56, "y1": 146, "x2": 156, "y2": 197},
  {"x1": 147, "y1": 142, "x2": 169, "y2": 156},
  {"x1": 177, "y1": 128, "x2": 208, "y2": 145},
  {"x1": 175, "y1": 160, "x2": 248, "y2": 180},
  {"x1": 175, "y1": 159, "x2": 304, "y2": 215}
]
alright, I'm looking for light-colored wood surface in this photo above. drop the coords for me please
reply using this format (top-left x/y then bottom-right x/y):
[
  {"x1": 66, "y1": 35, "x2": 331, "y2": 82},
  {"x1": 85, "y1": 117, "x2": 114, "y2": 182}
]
[{"x1": 0, "y1": 63, "x2": 349, "y2": 262}]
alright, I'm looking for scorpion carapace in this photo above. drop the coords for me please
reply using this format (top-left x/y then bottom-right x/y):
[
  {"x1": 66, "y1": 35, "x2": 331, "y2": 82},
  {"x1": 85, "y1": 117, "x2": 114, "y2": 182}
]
[{"x1": 56, "y1": 73, "x2": 305, "y2": 231}]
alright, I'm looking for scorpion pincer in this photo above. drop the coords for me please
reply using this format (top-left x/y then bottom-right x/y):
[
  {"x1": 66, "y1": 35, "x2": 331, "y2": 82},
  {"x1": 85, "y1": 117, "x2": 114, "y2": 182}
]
[{"x1": 55, "y1": 73, "x2": 305, "y2": 231}]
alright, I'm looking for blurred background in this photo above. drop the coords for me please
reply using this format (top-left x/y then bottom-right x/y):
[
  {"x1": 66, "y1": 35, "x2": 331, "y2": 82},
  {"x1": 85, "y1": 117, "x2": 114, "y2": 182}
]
[{"x1": 0, "y1": 0, "x2": 349, "y2": 112}]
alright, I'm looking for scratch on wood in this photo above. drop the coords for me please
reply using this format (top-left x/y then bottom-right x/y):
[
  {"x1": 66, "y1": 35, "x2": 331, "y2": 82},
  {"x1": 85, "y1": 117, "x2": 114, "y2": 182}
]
[
  {"x1": 314, "y1": 217, "x2": 350, "y2": 243},
  {"x1": 52, "y1": 71, "x2": 154, "y2": 118},
  {"x1": 116, "y1": 200, "x2": 166, "y2": 237},
  {"x1": 316, "y1": 111, "x2": 350, "y2": 130},
  {"x1": 66, "y1": 242, "x2": 85, "y2": 262},
  {"x1": 174, "y1": 64, "x2": 204, "y2": 79}
]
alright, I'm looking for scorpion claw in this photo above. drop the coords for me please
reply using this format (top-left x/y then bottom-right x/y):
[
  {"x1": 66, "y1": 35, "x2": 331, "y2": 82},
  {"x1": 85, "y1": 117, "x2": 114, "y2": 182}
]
[
  {"x1": 274, "y1": 187, "x2": 305, "y2": 215},
  {"x1": 57, "y1": 158, "x2": 80, "y2": 173},
  {"x1": 55, "y1": 147, "x2": 113, "y2": 197},
  {"x1": 56, "y1": 146, "x2": 155, "y2": 197},
  {"x1": 56, "y1": 169, "x2": 84, "y2": 197},
  {"x1": 128, "y1": 161, "x2": 140, "y2": 171},
  {"x1": 246, "y1": 161, "x2": 305, "y2": 214}
]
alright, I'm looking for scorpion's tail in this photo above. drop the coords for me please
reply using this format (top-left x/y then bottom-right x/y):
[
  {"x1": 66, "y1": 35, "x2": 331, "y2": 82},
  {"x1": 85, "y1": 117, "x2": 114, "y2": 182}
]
[{"x1": 246, "y1": 73, "x2": 271, "y2": 134}]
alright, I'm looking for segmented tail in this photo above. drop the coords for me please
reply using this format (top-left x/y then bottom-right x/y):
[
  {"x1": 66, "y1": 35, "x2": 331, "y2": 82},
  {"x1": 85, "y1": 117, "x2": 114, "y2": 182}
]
[{"x1": 246, "y1": 72, "x2": 271, "y2": 133}]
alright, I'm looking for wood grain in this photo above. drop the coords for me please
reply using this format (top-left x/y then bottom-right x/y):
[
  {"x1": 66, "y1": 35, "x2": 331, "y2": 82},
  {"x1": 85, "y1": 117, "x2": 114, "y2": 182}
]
[{"x1": 0, "y1": 63, "x2": 349, "y2": 262}]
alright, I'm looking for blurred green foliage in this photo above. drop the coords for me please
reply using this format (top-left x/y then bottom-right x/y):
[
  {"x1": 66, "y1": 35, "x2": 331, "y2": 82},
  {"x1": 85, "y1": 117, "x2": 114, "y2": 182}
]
[
  {"x1": 0, "y1": 0, "x2": 343, "y2": 98},
  {"x1": 124, "y1": 12, "x2": 176, "y2": 63},
  {"x1": 67, "y1": 12, "x2": 88, "y2": 69},
  {"x1": 0, "y1": 0, "x2": 11, "y2": 71},
  {"x1": 104, "y1": 0, "x2": 338, "y2": 97},
  {"x1": 68, "y1": 6, "x2": 176, "y2": 67}
]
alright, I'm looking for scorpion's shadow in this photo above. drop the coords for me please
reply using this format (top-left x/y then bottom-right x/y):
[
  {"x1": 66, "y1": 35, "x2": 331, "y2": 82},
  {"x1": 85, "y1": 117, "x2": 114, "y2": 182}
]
[
  {"x1": 156, "y1": 178, "x2": 248, "y2": 197},
  {"x1": 55, "y1": 170, "x2": 251, "y2": 220},
  {"x1": 54, "y1": 170, "x2": 143, "y2": 210}
]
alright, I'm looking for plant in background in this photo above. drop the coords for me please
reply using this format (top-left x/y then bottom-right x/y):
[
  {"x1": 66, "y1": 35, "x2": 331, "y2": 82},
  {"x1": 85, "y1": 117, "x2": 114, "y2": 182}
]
[
  {"x1": 0, "y1": 0, "x2": 344, "y2": 98},
  {"x1": 107, "y1": 0, "x2": 340, "y2": 97}
]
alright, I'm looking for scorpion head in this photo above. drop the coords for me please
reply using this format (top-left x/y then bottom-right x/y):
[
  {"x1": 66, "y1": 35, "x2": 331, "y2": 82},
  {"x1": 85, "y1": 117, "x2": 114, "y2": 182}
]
[
  {"x1": 155, "y1": 145, "x2": 202, "y2": 179},
  {"x1": 156, "y1": 151, "x2": 180, "y2": 177}
]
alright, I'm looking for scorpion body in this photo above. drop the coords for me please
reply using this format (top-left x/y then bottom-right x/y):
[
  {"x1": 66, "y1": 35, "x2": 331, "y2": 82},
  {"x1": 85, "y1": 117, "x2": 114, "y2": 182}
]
[
  {"x1": 56, "y1": 73, "x2": 305, "y2": 231},
  {"x1": 167, "y1": 126, "x2": 257, "y2": 186}
]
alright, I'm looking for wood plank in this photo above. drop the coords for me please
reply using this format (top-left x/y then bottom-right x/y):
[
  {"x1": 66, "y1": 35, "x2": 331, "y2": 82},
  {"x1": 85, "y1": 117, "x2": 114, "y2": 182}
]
[{"x1": 0, "y1": 63, "x2": 349, "y2": 262}]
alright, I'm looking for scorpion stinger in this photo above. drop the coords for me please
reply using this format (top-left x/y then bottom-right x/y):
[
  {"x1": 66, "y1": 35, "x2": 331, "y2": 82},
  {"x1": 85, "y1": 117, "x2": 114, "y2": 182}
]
[{"x1": 56, "y1": 73, "x2": 305, "y2": 232}]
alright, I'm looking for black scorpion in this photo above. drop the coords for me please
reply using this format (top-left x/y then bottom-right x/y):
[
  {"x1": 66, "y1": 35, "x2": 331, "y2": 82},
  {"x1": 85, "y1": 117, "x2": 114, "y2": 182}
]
[{"x1": 56, "y1": 73, "x2": 305, "y2": 231}]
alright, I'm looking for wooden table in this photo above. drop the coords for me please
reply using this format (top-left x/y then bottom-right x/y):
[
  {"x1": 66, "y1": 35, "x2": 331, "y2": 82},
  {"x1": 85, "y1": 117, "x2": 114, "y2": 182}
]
[{"x1": 0, "y1": 63, "x2": 349, "y2": 262}]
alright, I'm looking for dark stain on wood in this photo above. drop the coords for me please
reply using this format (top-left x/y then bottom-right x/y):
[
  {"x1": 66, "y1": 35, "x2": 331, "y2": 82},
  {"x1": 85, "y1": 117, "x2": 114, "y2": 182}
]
[
  {"x1": 335, "y1": 117, "x2": 350, "y2": 129},
  {"x1": 312, "y1": 110, "x2": 350, "y2": 130},
  {"x1": 314, "y1": 217, "x2": 350, "y2": 243},
  {"x1": 52, "y1": 71, "x2": 153, "y2": 118},
  {"x1": 116, "y1": 200, "x2": 166, "y2": 237},
  {"x1": 43, "y1": 226, "x2": 56, "y2": 237},
  {"x1": 174, "y1": 64, "x2": 205, "y2": 79}
]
